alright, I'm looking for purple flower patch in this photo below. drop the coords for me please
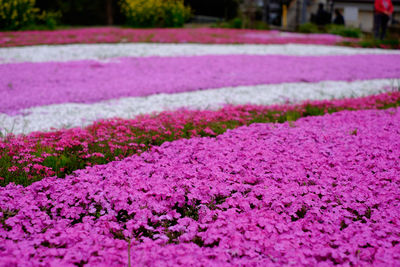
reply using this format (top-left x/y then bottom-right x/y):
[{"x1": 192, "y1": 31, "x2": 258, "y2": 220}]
[
  {"x1": 1, "y1": 54, "x2": 400, "y2": 114},
  {"x1": 1, "y1": 107, "x2": 399, "y2": 266}
]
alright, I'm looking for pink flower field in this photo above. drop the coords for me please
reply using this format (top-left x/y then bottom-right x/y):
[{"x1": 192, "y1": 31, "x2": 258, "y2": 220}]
[
  {"x1": 0, "y1": 27, "x2": 351, "y2": 48},
  {"x1": 1, "y1": 28, "x2": 400, "y2": 266},
  {"x1": 1, "y1": 107, "x2": 400, "y2": 266},
  {"x1": 1, "y1": 91, "x2": 400, "y2": 187},
  {"x1": 2, "y1": 54, "x2": 400, "y2": 114}
]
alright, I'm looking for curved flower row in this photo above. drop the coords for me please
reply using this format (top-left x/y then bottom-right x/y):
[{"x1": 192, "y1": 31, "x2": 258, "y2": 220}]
[
  {"x1": 2, "y1": 43, "x2": 399, "y2": 64},
  {"x1": 2, "y1": 54, "x2": 400, "y2": 114},
  {"x1": 1, "y1": 91, "x2": 400, "y2": 187},
  {"x1": 1, "y1": 79, "x2": 394, "y2": 135},
  {"x1": 0, "y1": 27, "x2": 350, "y2": 48},
  {"x1": 1, "y1": 107, "x2": 399, "y2": 266}
]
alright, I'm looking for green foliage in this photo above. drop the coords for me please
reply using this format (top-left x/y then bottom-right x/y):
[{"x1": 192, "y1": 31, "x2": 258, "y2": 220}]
[
  {"x1": 339, "y1": 35, "x2": 400, "y2": 49},
  {"x1": 252, "y1": 20, "x2": 269, "y2": 30},
  {"x1": 299, "y1": 23, "x2": 362, "y2": 38},
  {"x1": 212, "y1": 17, "x2": 269, "y2": 30},
  {"x1": 326, "y1": 24, "x2": 362, "y2": 38},
  {"x1": 231, "y1": 17, "x2": 242, "y2": 29},
  {"x1": 120, "y1": 0, "x2": 191, "y2": 28},
  {"x1": 358, "y1": 38, "x2": 400, "y2": 49},
  {"x1": 0, "y1": 0, "x2": 38, "y2": 30},
  {"x1": 298, "y1": 22, "x2": 320, "y2": 33},
  {"x1": 212, "y1": 17, "x2": 242, "y2": 29},
  {"x1": 35, "y1": 10, "x2": 61, "y2": 29},
  {"x1": 0, "y1": 0, "x2": 62, "y2": 31}
]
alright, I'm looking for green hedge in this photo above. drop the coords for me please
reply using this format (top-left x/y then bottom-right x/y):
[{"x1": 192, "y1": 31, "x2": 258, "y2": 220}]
[
  {"x1": 326, "y1": 24, "x2": 362, "y2": 38},
  {"x1": 299, "y1": 22, "x2": 362, "y2": 38}
]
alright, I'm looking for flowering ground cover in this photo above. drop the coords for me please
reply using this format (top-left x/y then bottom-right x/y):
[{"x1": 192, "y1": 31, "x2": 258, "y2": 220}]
[
  {"x1": 0, "y1": 27, "x2": 351, "y2": 48},
  {"x1": 1, "y1": 29, "x2": 400, "y2": 266},
  {"x1": 1, "y1": 107, "x2": 399, "y2": 266},
  {"x1": 1, "y1": 54, "x2": 400, "y2": 114},
  {"x1": 2, "y1": 43, "x2": 399, "y2": 64},
  {"x1": 1, "y1": 91, "x2": 399, "y2": 187},
  {"x1": 1, "y1": 78, "x2": 395, "y2": 136},
  {"x1": 1, "y1": 42, "x2": 399, "y2": 136}
]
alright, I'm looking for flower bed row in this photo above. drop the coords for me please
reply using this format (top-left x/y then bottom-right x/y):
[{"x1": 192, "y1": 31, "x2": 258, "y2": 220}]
[
  {"x1": 0, "y1": 27, "x2": 350, "y2": 48},
  {"x1": 2, "y1": 54, "x2": 400, "y2": 114},
  {"x1": 1, "y1": 79, "x2": 394, "y2": 135},
  {"x1": 1, "y1": 106, "x2": 399, "y2": 266},
  {"x1": 1, "y1": 91, "x2": 400, "y2": 187},
  {"x1": 1, "y1": 43, "x2": 398, "y2": 64}
]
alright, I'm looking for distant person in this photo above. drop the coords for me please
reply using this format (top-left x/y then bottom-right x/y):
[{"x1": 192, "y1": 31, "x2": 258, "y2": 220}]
[
  {"x1": 333, "y1": 9, "x2": 345, "y2": 25},
  {"x1": 315, "y1": 3, "x2": 331, "y2": 26},
  {"x1": 374, "y1": 0, "x2": 394, "y2": 39}
]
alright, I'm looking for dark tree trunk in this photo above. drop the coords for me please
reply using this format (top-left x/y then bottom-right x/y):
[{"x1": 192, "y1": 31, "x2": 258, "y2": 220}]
[{"x1": 106, "y1": 0, "x2": 113, "y2": 25}]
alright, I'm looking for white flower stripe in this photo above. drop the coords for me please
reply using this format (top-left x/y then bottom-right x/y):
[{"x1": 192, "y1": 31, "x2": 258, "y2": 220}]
[
  {"x1": 1, "y1": 79, "x2": 397, "y2": 135},
  {"x1": 1, "y1": 43, "x2": 400, "y2": 63}
]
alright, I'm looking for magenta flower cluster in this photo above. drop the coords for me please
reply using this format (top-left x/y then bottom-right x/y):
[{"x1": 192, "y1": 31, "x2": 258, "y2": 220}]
[
  {"x1": 1, "y1": 107, "x2": 399, "y2": 266},
  {"x1": 0, "y1": 27, "x2": 350, "y2": 48},
  {"x1": 2, "y1": 54, "x2": 400, "y2": 114}
]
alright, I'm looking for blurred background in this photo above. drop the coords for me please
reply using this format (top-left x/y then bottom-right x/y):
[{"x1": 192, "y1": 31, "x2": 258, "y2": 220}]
[{"x1": 0, "y1": 0, "x2": 399, "y2": 38}]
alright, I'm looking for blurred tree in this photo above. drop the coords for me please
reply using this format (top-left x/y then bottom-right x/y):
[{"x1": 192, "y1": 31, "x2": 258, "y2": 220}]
[
  {"x1": 184, "y1": 0, "x2": 240, "y2": 20},
  {"x1": 35, "y1": 0, "x2": 123, "y2": 25}
]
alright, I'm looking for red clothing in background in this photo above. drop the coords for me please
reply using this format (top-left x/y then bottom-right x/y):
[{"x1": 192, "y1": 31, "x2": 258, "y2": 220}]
[{"x1": 375, "y1": 0, "x2": 394, "y2": 15}]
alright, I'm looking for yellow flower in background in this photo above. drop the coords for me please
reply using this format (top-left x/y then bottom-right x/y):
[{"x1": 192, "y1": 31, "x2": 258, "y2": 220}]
[
  {"x1": 0, "y1": 0, "x2": 37, "y2": 30},
  {"x1": 120, "y1": 0, "x2": 191, "y2": 28}
]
